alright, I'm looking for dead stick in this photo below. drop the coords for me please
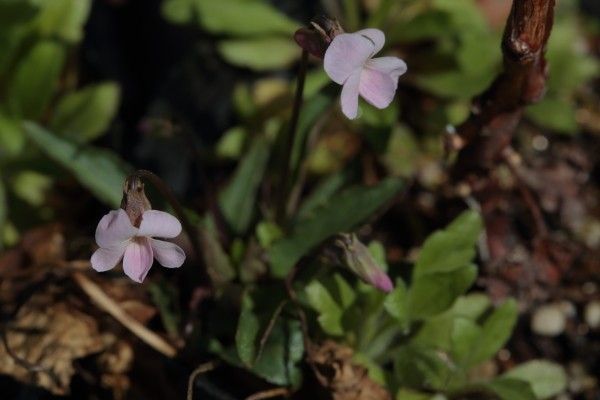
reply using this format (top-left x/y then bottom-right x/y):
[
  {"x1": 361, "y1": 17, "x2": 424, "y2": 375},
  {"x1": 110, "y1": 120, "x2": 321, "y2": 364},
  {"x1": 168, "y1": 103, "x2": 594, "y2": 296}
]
[{"x1": 72, "y1": 272, "x2": 177, "y2": 357}]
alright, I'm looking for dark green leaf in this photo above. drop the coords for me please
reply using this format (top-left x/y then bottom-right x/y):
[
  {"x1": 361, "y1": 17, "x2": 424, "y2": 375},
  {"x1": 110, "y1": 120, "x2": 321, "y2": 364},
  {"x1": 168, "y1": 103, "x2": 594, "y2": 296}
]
[
  {"x1": 218, "y1": 138, "x2": 270, "y2": 234},
  {"x1": 269, "y1": 178, "x2": 404, "y2": 277},
  {"x1": 51, "y1": 83, "x2": 121, "y2": 143},
  {"x1": 236, "y1": 295, "x2": 260, "y2": 366},
  {"x1": 23, "y1": 122, "x2": 129, "y2": 207}
]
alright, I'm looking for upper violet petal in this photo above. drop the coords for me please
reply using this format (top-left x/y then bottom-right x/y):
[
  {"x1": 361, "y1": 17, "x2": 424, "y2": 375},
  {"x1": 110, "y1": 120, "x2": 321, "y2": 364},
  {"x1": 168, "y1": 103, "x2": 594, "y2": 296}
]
[
  {"x1": 358, "y1": 68, "x2": 397, "y2": 109},
  {"x1": 340, "y1": 70, "x2": 362, "y2": 119},
  {"x1": 355, "y1": 28, "x2": 385, "y2": 55},
  {"x1": 324, "y1": 33, "x2": 377, "y2": 84},
  {"x1": 138, "y1": 210, "x2": 182, "y2": 239},
  {"x1": 91, "y1": 244, "x2": 127, "y2": 272},
  {"x1": 150, "y1": 239, "x2": 186, "y2": 269},
  {"x1": 95, "y1": 209, "x2": 137, "y2": 248},
  {"x1": 123, "y1": 237, "x2": 154, "y2": 283},
  {"x1": 366, "y1": 56, "x2": 407, "y2": 84}
]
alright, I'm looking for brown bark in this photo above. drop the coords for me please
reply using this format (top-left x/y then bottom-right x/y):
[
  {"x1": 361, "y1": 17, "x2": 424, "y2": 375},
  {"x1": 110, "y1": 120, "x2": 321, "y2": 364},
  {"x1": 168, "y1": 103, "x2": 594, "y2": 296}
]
[{"x1": 451, "y1": 0, "x2": 556, "y2": 178}]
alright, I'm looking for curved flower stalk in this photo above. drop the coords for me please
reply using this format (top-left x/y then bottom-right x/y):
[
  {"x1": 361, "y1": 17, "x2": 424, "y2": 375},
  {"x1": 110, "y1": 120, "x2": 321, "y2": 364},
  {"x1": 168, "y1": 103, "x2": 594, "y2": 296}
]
[
  {"x1": 91, "y1": 175, "x2": 186, "y2": 283},
  {"x1": 324, "y1": 28, "x2": 407, "y2": 119}
]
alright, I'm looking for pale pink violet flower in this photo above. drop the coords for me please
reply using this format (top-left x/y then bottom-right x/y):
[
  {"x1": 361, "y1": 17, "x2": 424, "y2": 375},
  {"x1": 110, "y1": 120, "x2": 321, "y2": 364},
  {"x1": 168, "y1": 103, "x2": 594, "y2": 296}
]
[
  {"x1": 91, "y1": 209, "x2": 186, "y2": 283},
  {"x1": 324, "y1": 28, "x2": 407, "y2": 119}
]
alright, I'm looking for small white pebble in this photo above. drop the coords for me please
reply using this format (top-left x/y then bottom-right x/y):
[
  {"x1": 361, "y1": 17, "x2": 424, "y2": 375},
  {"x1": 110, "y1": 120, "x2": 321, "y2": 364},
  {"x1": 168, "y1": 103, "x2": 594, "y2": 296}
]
[
  {"x1": 532, "y1": 304, "x2": 567, "y2": 336},
  {"x1": 532, "y1": 134, "x2": 549, "y2": 151},
  {"x1": 584, "y1": 301, "x2": 600, "y2": 329}
]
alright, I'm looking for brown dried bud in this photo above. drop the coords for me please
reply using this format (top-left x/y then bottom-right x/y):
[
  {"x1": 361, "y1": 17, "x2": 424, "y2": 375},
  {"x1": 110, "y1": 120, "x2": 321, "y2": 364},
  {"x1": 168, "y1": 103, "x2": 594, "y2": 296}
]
[
  {"x1": 294, "y1": 15, "x2": 344, "y2": 59},
  {"x1": 120, "y1": 176, "x2": 151, "y2": 227}
]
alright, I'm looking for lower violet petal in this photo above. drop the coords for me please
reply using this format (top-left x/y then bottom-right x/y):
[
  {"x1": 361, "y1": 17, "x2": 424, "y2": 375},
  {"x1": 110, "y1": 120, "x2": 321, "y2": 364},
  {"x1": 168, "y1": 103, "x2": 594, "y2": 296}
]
[
  {"x1": 341, "y1": 70, "x2": 362, "y2": 119},
  {"x1": 359, "y1": 68, "x2": 396, "y2": 109},
  {"x1": 123, "y1": 237, "x2": 154, "y2": 283}
]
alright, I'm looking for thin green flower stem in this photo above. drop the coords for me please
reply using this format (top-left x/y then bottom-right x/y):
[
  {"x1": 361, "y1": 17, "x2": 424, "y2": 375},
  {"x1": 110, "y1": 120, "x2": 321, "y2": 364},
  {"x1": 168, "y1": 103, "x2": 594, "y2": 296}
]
[
  {"x1": 276, "y1": 50, "x2": 308, "y2": 224},
  {"x1": 132, "y1": 170, "x2": 202, "y2": 261},
  {"x1": 343, "y1": 0, "x2": 360, "y2": 31},
  {"x1": 366, "y1": 0, "x2": 393, "y2": 28}
]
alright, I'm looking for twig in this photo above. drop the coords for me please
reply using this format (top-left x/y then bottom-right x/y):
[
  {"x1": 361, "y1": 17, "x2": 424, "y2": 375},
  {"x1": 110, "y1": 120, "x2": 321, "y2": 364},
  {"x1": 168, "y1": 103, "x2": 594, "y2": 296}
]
[
  {"x1": 276, "y1": 50, "x2": 309, "y2": 223},
  {"x1": 187, "y1": 360, "x2": 219, "y2": 400},
  {"x1": 72, "y1": 271, "x2": 177, "y2": 357},
  {"x1": 245, "y1": 387, "x2": 290, "y2": 400},
  {"x1": 451, "y1": 0, "x2": 556, "y2": 178}
]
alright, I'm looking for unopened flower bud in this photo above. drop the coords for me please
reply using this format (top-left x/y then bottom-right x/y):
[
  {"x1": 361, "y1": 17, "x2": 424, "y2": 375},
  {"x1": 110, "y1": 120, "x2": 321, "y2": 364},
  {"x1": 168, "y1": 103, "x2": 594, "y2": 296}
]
[
  {"x1": 328, "y1": 233, "x2": 393, "y2": 292},
  {"x1": 294, "y1": 15, "x2": 344, "y2": 59}
]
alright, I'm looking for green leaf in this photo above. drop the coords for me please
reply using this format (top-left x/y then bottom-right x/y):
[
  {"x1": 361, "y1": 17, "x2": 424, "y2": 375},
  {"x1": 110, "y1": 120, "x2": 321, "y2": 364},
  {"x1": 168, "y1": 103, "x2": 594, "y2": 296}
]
[
  {"x1": 23, "y1": 122, "x2": 129, "y2": 207},
  {"x1": 161, "y1": 0, "x2": 196, "y2": 24},
  {"x1": 218, "y1": 138, "x2": 270, "y2": 234},
  {"x1": 305, "y1": 274, "x2": 356, "y2": 336},
  {"x1": 0, "y1": 180, "x2": 6, "y2": 248},
  {"x1": 252, "y1": 318, "x2": 304, "y2": 387},
  {"x1": 195, "y1": 0, "x2": 298, "y2": 35},
  {"x1": 35, "y1": 0, "x2": 91, "y2": 43},
  {"x1": 483, "y1": 378, "x2": 536, "y2": 400},
  {"x1": 0, "y1": 112, "x2": 25, "y2": 158},
  {"x1": 256, "y1": 221, "x2": 283, "y2": 248},
  {"x1": 413, "y1": 210, "x2": 483, "y2": 278},
  {"x1": 450, "y1": 293, "x2": 491, "y2": 320},
  {"x1": 236, "y1": 295, "x2": 260, "y2": 366},
  {"x1": 408, "y1": 264, "x2": 477, "y2": 319},
  {"x1": 50, "y1": 83, "x2": 121, "y2": 143},
  {"x1": 148, "y1": 281, "x2": 181, "y2": 338},
  {"x1": 7, "y1": 41, "x2": 65, "y2": 119},
  {"x1": 396, "y1": 389, "x2": 436, "y2": 400},
  {"x1": 394, "y1": 345, "x2": 455, "y2": 391},
  {"x1": 296, "y1": 169, "x2": 352, "y2": 220},
  {"x1": 384, "y1": 278, "x2": 409, "y2": 325},
  {"x1": 471, "y1": 299, "x2": 518, "y2": 365},
  {"x1": 450, "y1": 317, "x2": 483, "y2": 367},
  {"x1": 0, "y1": 0, "x2": 38, "y2": 28},
  {"x1": 504, "y1": 360, "x2": 567, "y2": 399},
  {"x1": 526, "y1": 97, "x2": 578, "y2": 135},
  {"x1": 269, "y1": 178, "x2": 404, "y2": 277},
  {"x1": 218, "y1": 37, "x2": 300, "y2": 71}
]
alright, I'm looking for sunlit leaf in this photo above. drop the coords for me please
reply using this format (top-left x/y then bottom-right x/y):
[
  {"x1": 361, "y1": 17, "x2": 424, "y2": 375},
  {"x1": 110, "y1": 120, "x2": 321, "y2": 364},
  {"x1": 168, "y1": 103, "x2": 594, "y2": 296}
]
[
  {"x1": 34, "y1": 0, "x2": 91, "y2": 43},
  {"x1": 504, "y1": 360, "x2": 567, "y2": 399},
  {"x1": 7, "y1": 41, "x2": 65, "y2": 119},
  {"x1": 51, "y1": 83, "x2": 121, "y2": 143},
  {"x1": 218, "y1": 37, "x2": 300, "y2": 71}
]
